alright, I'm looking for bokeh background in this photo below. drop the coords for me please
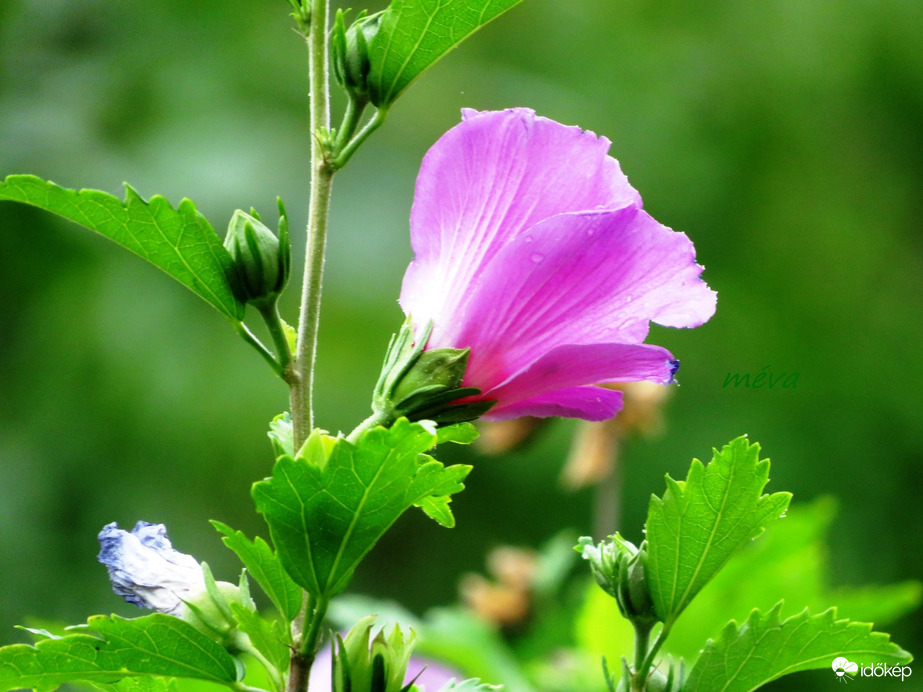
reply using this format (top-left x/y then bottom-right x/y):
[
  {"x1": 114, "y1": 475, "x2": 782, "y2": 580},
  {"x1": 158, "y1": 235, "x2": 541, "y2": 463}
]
[{"x1": 1, "y1": 0, "x2": 922, "y2": 689}]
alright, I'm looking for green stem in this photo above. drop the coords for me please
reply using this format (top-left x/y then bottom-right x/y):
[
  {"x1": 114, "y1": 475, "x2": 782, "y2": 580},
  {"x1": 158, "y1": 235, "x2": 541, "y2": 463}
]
[
  {"x1": 334, "y1": 96, "x2": 367, "y2": 156},
  {"x1": 332, "y1": 107, "x2": 388, "y2": 169},
  {"x1": 293, "y1": 0, "x2": 333, "y2": 451},
  {"x1": 258, "y1": 301, "x2": 297, "y2": 386},
  {"x1": 233, "y1": 321, "x2": 285, "y2": 379},
  {"x1": 346, "y1": 409, "x2": 392, "y2": 444},
  {"x1": 300, "y1": 595, "x2": 330, "y2": 659},
  {"x1": 636, "y1": 626, "x2": 670, "y2": 689}
]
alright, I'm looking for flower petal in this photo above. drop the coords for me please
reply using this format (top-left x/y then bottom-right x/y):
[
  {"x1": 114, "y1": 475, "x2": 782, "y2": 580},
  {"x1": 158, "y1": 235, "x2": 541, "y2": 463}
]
[
  {"x1": 484, "y1": 386, "x2": 624, "y2": 421},
  {"x1": 434, "y1": 206, "x2": 713, "y2": 385},
  {"x1": 480, "y1": 341, "x2": 678, "y2": 411},
  {"x1": 401, "y1": 108, "x2": 641, "y2": 331},
  {"x1": 98, "y1": 521, "x2": 204, "y2": 615}
]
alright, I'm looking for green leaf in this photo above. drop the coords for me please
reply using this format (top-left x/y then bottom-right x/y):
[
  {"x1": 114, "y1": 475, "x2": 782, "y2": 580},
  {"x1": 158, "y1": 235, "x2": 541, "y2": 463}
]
[
  {"x1": 0, "y1": 614, "x2": 242, "y2": 692},
  {"x1": 645, "y1": 436, "x2": 791, "y2": 626},
  {"x1": 0, "y1": 175, "x2": 244, "y2": 321},
  {"x1": 368, "y1": 0, "x2": 527, "y2": 106},
  {"x1": 252, "y1": 419, "x2": 471, "y2": 598},
  {"x1": 211, "y1": 521, "x2": 302, "y2": 625},
  {"x1": 662, "y1": 497, "x2": 922, "y2": 664},
  {"x1": 435, "y1": 422, "x2": 479, "y2": 446},
  {"x1": 684, "y1": 604, "x2": 913, "y2": 692}
]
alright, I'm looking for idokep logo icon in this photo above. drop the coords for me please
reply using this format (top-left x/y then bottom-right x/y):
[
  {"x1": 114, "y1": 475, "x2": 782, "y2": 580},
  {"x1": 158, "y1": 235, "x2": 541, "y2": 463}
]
[
  {"x1": 832, "y1": 657, "x2": 913, "y2": 683},
  {"x1": 833, "y1": 657, "x2": 859, "y2": 682}
]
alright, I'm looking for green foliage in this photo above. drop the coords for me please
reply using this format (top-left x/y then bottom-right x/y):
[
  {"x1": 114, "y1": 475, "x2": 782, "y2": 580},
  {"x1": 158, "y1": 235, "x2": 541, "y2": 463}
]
[
  {"x1": 368, "y1": 0, "x2": 527, "y2": 106},
  {"x1": 664, "y1": 497, "x2": 922, "y2": 662},
  {"x1": 0, "y1": 175, "x2": 243, "y2": 321},
  {"x1": 684, "y1": 604, "x2": 913, "y2": 691},
  {"x1": 0, "y1": 614, "x2": 242, "y2": 692},
  {"x1": 211, "y1": 522, "x2": 302, "y2": 625},
  {"x1": 645, "y1": 436, "x2": 791, "y2": 626},
  {"x1": 251, "y1": 419, "x2": 471, "y2": 598},
  {"x1": 435, "y1": 422, "x2": 480, "y2": 446}
]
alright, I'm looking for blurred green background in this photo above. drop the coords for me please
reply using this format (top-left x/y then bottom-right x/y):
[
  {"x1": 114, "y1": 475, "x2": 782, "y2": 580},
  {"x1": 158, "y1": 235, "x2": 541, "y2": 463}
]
[{"x1": 1, "y1": 0, "x2": 922, "y2": 689}]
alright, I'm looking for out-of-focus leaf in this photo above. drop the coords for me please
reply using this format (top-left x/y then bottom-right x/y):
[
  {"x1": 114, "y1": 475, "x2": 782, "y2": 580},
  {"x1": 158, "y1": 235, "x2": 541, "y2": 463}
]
[
  {"x1": 665, "y1": 497, "x2": 922, "y2": 662},
  {"x1": 0, "y1": 175, "x2": 243, "y2": 321}
]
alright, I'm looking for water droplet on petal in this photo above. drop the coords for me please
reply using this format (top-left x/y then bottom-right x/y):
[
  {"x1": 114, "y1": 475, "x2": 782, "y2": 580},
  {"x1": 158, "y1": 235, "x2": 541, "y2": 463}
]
[
  {"x1": 523, "y1": 235, "x2": 533, "y2": 243},
  {"x1": 530, "y1": 252, "x2": 545, "y2": 263}
]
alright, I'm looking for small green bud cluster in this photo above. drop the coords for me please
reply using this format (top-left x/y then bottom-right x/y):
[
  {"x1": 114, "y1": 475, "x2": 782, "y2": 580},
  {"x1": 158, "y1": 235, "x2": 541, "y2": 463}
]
[
  {"x1": 223, "y1": 202, "x2": 291, "y2": 309},
  {"x1": 578, "y1": 534, "x2": 657, "y2": 627},
  {"x1": 331, "y1": 616, "x2": 417, "y2": 692},
  {"x1": 332, "y1": 10, "x2": 383, "y2": 105},
  {"x1": 372, "y1": 318, "x2": 495, "y2": 426}
]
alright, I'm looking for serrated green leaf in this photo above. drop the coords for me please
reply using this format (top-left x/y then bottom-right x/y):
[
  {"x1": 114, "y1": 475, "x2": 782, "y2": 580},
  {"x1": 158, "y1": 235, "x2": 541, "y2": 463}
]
[
  {"x1": 684, "y1": 603, "x2": 913, "y2": 692},
  {"x1": 0, "y1": 175, "x2": 244, "y2": 321},
  {"x1": 0, "y1": 614, "x2": 242, "y2": 692},
  {"x1": 662, "y1": 497, "x2": 922, "y2": 664},
  {"x1": 368, "y1": 0, "x2": 526, "y2": 106},
  {"x1": 251, "y1": 418, "x2": 470, "y2": 598},
  {"x1": 415, "y1": 494, "x2": 456, "y2": 528},
  {"x1": 211, "y1": 521, "x2": 302, "y2": 625},
  {"x1": 645, "y1": 436, "x2": 791, "y2": 626}
]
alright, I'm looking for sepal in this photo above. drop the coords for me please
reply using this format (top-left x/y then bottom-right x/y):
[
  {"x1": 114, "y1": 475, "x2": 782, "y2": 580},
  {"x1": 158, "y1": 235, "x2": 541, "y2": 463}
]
[{"x1": 372, "y1": 317, "x2": 495, "y2": 426}]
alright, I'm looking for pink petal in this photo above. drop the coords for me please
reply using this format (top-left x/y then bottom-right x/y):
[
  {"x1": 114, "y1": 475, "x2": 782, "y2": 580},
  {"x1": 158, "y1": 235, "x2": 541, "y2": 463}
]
[
  {"x1": 438, "y1": 207, "x2": 714, "y2": 385},
  {"x1": 484, "y1": 386, "x2": 624, "y2": 421},
  {"x1": 479, "y1": 341, "x2": 677, "y2": 410},
  {"x1": 400, "y1": 108, "x2": 641, "y2": 331}
]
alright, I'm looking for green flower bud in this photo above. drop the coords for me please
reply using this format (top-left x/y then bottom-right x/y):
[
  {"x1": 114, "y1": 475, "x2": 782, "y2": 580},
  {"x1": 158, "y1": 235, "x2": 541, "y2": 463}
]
[
  {"x1": 332, "y1": 10, "x2": 383, "y2": 103},
  {"x1": 332, "y1": 616, "x2": 417, "y2": 692},
  {"x1": 577, "y1": 534, "x2": 658, "y2": 626},
  {"x1": 371, "y1": 317, "x2": 495, "y2": 426},
  {"x1": 182, "y1": 562, "x2": 256, "y2": 651},
  {"x1": 224, "y1": 204, "x2": 290, "y2": 308}
]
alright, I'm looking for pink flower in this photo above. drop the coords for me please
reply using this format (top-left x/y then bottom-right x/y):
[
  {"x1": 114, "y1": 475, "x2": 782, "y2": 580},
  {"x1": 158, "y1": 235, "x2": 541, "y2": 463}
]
[{"x1": 399, "y1": 108, "x2": 716, "y2": 421}]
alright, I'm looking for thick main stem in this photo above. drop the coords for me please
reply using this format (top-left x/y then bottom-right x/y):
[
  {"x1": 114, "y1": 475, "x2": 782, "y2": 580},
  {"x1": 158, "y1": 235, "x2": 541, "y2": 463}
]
[
  {"x1": 288, "y1": 3, "x2": 332, "y2": 692},
  {"x1": 292, "y1": 0, "x2": 333, "y2": 451}
]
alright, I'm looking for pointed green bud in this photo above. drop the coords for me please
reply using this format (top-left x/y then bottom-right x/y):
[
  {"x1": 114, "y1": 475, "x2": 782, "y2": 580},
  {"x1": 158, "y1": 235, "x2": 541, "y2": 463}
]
[
  {"x1": 332, "y1": 616, "x2": 418, "y2": 692},
  {"x1": 224, "y1": 206, "x2": 290, "y2": 308},
  {"x1": 332, "y1": 10, "x2": 383, "y2": 103},
  {"x1": 577, "y1": 534, "x2": 658, "y2": 626},
  {"x1": 371, "y1": 317, "x2": 495, "y2": 426}
]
